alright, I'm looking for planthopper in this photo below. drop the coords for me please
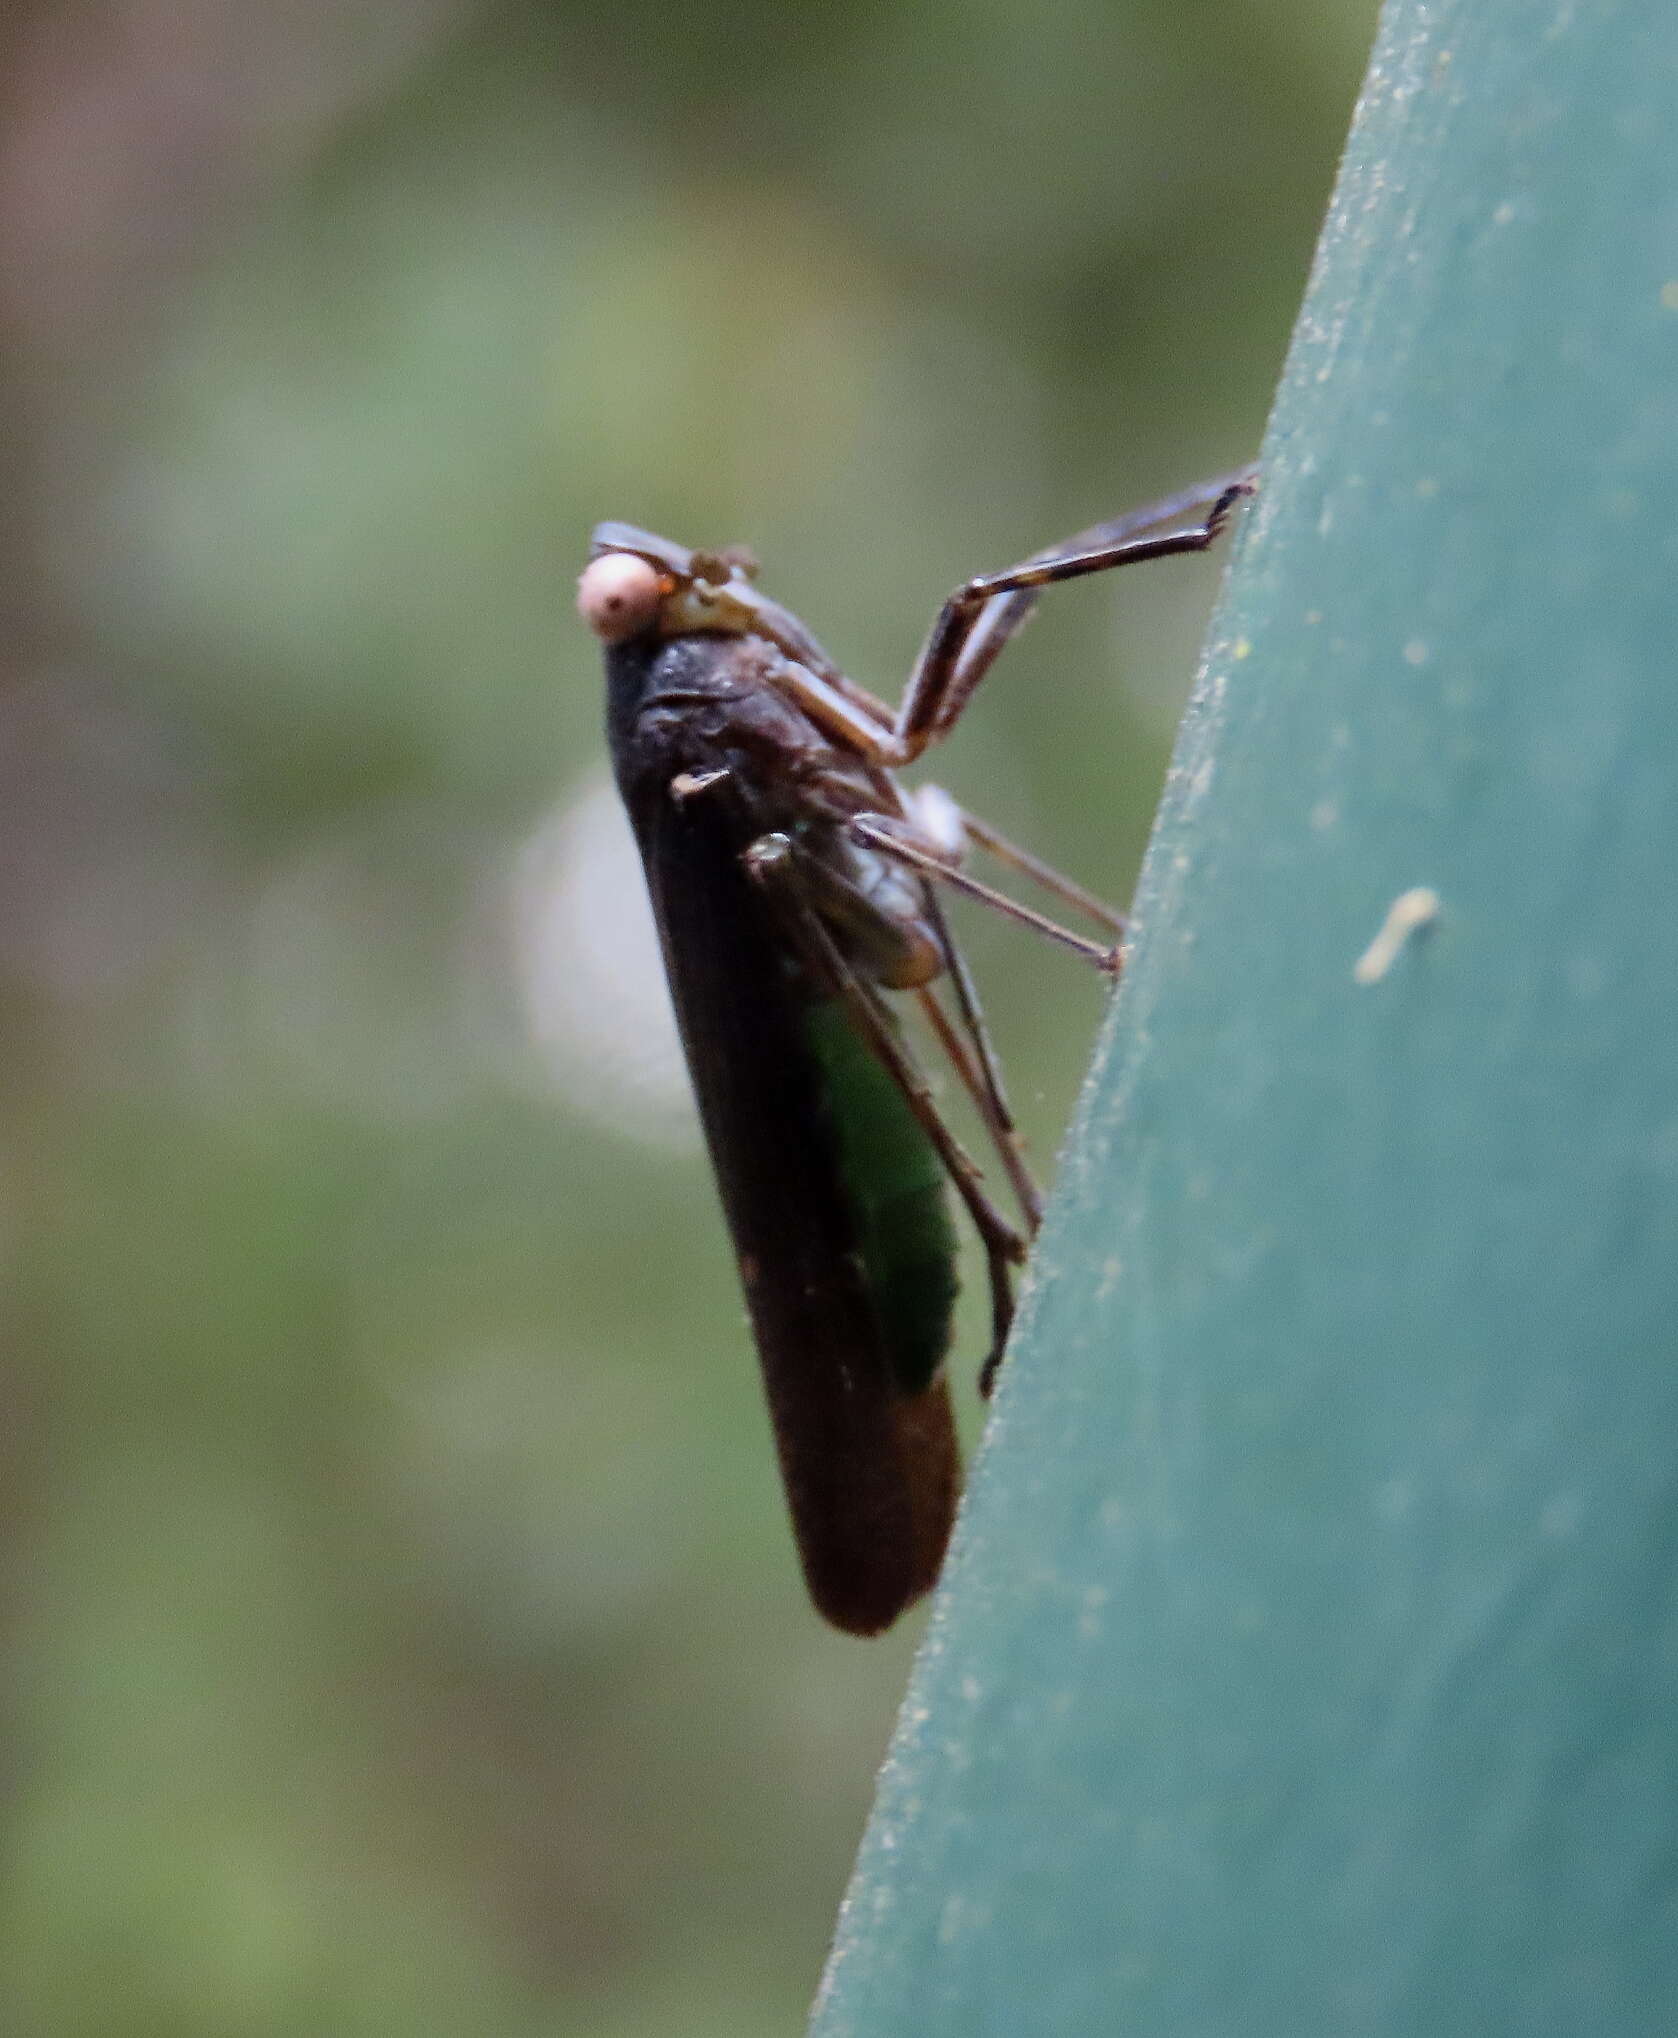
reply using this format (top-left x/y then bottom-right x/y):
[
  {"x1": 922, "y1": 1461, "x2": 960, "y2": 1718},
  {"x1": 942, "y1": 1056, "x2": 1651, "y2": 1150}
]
[{"x1": 576, "y1": 471, "x2": 1253, "y2": 1634}]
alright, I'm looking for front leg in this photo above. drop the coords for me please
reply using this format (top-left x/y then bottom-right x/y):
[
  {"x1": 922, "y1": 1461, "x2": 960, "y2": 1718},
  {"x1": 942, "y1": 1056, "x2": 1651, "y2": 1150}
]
[{"x1": 894, "y1": 467, "x2": 1257, "y2": 759}]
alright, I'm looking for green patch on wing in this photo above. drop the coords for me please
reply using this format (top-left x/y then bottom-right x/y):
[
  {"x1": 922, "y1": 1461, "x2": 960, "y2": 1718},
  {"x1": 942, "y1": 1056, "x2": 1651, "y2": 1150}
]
[{"x1": 804, "y1": 1002, "x2": 959, "y2": 1396}]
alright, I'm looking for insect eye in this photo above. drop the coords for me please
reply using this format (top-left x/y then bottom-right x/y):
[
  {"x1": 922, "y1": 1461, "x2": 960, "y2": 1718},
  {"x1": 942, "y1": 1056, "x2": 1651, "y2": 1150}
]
[{"x1": 577, "y1": 552, "x2": 666, "y2": 643}]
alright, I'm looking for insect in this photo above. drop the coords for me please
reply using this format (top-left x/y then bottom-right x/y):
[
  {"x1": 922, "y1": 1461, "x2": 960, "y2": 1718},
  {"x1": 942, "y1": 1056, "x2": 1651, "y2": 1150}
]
[{"x1": 577, "y1": 471, "x2": 1253, "y2": 1633}]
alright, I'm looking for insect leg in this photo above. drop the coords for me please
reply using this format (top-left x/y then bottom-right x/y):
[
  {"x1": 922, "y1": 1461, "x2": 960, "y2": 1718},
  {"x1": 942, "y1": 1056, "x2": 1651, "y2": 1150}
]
[
  {"x1": 743, "y1": 835, "x2": 1026, "y2": 1386},
  {"x1": 849, "y1": 814, "x2": 1120, "y2": 974},
  {"x1": 946, "y1": 800, "x2": 1127, "y2": 936},
  {"x1": 894, "y1": 467, "x2": 1257, "y2": 760},
  {"x1": 912, "y1": 884, "x2": 1045, "y2": 1239}
]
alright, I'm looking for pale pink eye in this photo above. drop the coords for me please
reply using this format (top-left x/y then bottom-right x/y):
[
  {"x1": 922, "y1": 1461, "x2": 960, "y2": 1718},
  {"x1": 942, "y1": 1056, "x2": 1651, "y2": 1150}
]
[{"x1": 577, "y1": 553, "x2": 664, "y2": 643}]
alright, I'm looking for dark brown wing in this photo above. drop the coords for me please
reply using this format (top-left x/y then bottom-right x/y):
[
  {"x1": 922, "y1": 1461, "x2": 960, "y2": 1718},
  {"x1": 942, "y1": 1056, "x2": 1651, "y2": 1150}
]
[{"x1": 607, "y1": 634, "x2": 960, "y2": 1634}]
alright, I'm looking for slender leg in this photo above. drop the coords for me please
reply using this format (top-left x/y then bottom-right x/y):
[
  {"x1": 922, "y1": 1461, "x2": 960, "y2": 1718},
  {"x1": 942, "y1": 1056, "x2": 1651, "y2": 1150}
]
[
  {"x1": 849, "y1": 814, "x2": 1121, "y2": 974},
  {"x1": 895, "y1": 783, "x2": 1128, "y2": 936},
  {"x1": 912, "y1": 987, "x2": 1042, "y2": 1235},
  {"x1": 746, "y1": 469, "x2": 1255, "y2": 773},
  {"x1": 743, "y1": 836, "x2": 1026, "y2": 1382},
  {"x1": 915, "y1": 885, "x2": 1044, "y2": 1232},
  {"x1": 955, "y1": 804, "x2": 1127, "y2": 937},
  {"x1": 895, "y1": 468, "x2": 1256, "y2": 758}
]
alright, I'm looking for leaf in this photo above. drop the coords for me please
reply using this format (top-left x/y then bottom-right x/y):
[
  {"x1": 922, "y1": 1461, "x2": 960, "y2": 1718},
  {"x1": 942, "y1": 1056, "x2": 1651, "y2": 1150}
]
[{"x1": 812, "y1": 1, "x2": 1678, "y2": 2030}]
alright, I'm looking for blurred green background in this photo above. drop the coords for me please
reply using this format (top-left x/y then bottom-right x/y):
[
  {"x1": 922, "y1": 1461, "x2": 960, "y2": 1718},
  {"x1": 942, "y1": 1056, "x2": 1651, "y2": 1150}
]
[{"x1": 0, "y1": 2, "x2": 1375, "y2": 2031}]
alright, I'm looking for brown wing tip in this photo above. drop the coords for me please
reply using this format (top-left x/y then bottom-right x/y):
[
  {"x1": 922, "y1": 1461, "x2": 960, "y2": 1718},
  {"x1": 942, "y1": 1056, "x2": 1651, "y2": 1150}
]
[{"x1": 792, "y1": 1381, "x2": 962, "y2": 1637}]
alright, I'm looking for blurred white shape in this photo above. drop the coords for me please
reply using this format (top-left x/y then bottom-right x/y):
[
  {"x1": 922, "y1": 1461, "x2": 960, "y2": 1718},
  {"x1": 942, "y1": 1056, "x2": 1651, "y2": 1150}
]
[{"x1": 511, "y1": 773, "x2": 697, "y2": 1151}]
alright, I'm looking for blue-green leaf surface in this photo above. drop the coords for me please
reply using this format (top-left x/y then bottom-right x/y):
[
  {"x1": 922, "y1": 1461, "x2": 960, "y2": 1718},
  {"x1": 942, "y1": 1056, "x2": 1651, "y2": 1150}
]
[{"x1": 811, "y1": 2, "x2": 1678, "y2": 2031}]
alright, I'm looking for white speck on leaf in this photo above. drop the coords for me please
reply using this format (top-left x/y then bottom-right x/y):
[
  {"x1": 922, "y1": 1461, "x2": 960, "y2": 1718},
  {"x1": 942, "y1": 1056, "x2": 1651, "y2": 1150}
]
[{"x1": 1354, "y1": 888, "x2": 1441, "y2": 984}]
